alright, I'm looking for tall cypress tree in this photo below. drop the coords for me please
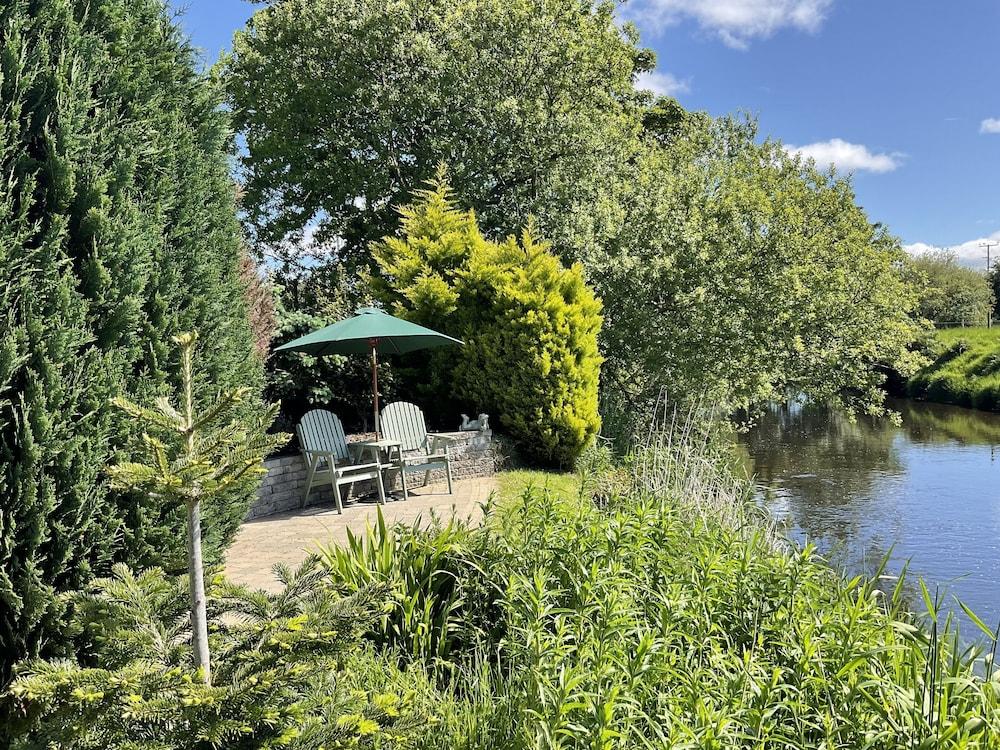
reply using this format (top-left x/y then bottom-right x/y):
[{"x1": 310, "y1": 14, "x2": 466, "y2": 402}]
[{"x1": 0, "y1": 0, "x2": 264, "y2": 685}]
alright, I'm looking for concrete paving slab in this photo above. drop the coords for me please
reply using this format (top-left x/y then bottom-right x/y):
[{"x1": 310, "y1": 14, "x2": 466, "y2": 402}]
[{"x1": 224, "y1": 476, "x2": 497, "y2": 591}]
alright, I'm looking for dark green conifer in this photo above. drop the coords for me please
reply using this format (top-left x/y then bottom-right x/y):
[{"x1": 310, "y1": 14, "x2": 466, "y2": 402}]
[{"x1": 0, "y1": 0, "x2": 265, "y2": 685}]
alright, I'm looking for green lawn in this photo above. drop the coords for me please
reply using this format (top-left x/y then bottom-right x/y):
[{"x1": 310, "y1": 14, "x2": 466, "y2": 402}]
[
  {"x1": 907, "y1": 326, "x2": 1000, "y2": 410},
  {"x1": 496, "y1": 469, "x2": 581, "y2": 501},
  {"x1": 934, "y1": 326, "x2": 1000, "y2": 346}
]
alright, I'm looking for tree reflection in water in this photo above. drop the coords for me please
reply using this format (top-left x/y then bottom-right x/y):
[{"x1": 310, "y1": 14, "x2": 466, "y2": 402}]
[
  {"x1": 893, "y1": 397, "x2": 1000, "y2": 446},
  {"x1": 739, "y1": 400, "x2": 904, "y2": 565},
  {"x1": 738, "y1": 398, "x2": 1000, "y2": 630}
]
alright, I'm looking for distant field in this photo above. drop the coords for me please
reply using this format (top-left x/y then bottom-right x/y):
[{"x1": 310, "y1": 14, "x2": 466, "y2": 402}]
[{"x1": 907, "y1": 326, "x2": 1000, "y2": 410}]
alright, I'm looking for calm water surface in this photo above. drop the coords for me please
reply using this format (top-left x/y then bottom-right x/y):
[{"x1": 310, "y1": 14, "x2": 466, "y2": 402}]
[{"x1": 739, "y1": 398, "x2": 1000, "y2": 630}]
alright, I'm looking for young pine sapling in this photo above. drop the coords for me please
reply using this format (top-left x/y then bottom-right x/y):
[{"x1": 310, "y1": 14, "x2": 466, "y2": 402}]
[{"x1": 108, "y1": 332, "x2": 286, "y2": 684}]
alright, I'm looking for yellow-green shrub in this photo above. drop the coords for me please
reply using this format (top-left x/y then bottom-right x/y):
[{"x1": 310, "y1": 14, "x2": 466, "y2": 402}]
[{"x1": 373, "y1": 175, "x2": 602, "y2": 466}]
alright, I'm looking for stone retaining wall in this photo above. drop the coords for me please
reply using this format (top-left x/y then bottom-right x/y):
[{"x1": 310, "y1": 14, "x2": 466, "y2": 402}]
[{"x1": 247, "y1": 430, "x2": 495, "y2": 520}]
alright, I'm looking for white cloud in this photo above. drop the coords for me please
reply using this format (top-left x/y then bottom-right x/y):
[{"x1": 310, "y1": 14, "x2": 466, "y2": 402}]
[
  {"x1": 630, "y1": 0, "x2": 834, "y2": 48},
  {"x1": 904, "y1": 231, "x2": 1000, "y2": 269},
  {"x1": 784, "y1": 138, "x2": 903, "y2": 174},
  {"x1": 635, "y1": 70, "x2": 691, "y2": 97},
  {"x1": 903, "y1": 242, "x2": 934, "y2": 255},
  {"x1": 980, "y1": 118, "x2": 1000, "y2": 134}
]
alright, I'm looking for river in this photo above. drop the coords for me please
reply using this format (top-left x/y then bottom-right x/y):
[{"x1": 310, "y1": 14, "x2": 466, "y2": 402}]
[{"x1": 738, "y1": 397, "x2": 1000, "y2": 633}]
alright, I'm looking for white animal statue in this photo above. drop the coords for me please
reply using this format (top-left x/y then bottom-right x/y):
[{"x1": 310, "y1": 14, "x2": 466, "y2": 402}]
[{"x1": 460, "y1": 413, "x2": 490, "y2": 432}]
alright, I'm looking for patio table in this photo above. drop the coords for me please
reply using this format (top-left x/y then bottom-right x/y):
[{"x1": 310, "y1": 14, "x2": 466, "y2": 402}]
[{"x1": 350, "y1": 439, "x2": 405, "y2": 499}]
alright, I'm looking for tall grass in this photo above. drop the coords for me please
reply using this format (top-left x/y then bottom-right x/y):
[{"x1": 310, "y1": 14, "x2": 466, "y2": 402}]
[
  {"x1": 632, "y1": 393, "x2": 776, "y2": 541},
  {"x1": 315, "y1": 510, "x2": 504, "y2": 664},
  {"x1": 313, "y1": 412, "x2": 1000, "y2": 748}
]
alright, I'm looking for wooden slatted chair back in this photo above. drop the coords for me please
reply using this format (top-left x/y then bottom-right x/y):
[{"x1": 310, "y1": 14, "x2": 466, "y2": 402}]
[
  {"x1": 381, "y1": 401, "x2": 429, "y2": 452},
  {"x1": 297, "y1": 409, "x2": 351, "y2": 462}
]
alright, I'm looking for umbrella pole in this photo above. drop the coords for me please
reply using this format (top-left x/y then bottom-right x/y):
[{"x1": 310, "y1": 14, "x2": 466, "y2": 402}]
[{"x1": 370, "y1": 338, "x2": 379, "y2": 439}]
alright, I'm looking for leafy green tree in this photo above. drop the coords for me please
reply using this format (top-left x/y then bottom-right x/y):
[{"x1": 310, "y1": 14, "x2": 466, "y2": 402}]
[
  {"x1": 225, "y1": 0, "x2": 651, "y2": 268},
  {"x1": 0, "y1": 0, "x2": 263, "y2": 686},
  {"x1": 373, "y1": 176, "x2": 602, "y2": 466},
  {"x1": 224, "y1": 0, "x2": 926, "y2": 448},
  {"x1": 108, "y1": 333, "x2": 287, "y2": 683},
  {"x1": 908, "y1": 250, "x2": 993, "y2": 327},
  {"x1": 589, "y1": 117, "x2": 926, "y2": 439}
]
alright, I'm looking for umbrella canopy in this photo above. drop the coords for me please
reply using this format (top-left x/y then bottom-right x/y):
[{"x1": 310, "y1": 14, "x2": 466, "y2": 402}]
[
  {"x1": 274, "y1": 307, "x2": 463, "y2": 356},
  {"x1": 274, "y1": 308, "x2": 462, "y2": 438}
]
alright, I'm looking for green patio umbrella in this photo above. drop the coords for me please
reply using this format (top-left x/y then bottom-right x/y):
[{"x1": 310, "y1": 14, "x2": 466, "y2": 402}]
[{"x1": 274, "y1": 307, "x2": 463, "y2": 437}]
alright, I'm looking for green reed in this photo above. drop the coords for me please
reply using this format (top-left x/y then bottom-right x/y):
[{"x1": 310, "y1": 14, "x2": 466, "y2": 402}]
[{"x1": 315, "y1": 422, "x2": 1000, "y2": 749}]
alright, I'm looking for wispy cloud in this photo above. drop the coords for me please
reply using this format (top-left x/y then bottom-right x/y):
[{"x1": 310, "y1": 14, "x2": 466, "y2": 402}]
[
  {"x1": 629, "y1": 0, "x2": 834, "y2": 49},
  {"x1": 904, "y1": 231, "x2": 1000, "y2": 268},
  {"x1": 785, "y1": 138, "x2": 903, "y2": 174},
  {"x1": 635, "y1": 70, "x2": 691, "y2": 97},
  {"x1": 980, "y1": 118, "x2": 1000, "y2": 134}
]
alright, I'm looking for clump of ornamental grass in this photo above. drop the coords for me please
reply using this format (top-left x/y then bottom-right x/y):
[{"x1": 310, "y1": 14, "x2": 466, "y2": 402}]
[
  {"x1": 628, "y1": 394, "x2": 777, "y2": 542},
  {"x1": 317, "y1": 508, "x2": 506, "y2": 665}
]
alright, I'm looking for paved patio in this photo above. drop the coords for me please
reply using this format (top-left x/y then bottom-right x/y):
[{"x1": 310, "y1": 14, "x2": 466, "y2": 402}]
[{"x1": 224, "y1": 476, "x2": 498, "y2": 591}]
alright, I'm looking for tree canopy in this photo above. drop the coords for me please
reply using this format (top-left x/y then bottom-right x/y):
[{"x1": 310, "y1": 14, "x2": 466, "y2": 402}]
[
  {"x1": 227, "y1": 0, "x2": 926, "y2": 443},
  {"x1": 909, "y1": 250, "x2": 993, "y2": 327},
  {"x1": 225, "y1": 0, "x2": 650, "y2": 268},
  {"x1": 592, "y1": 117, "x2": 927, "y2": 435}
]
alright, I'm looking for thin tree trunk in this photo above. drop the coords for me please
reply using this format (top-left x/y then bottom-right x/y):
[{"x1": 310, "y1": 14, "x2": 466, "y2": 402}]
[
  {"x1": 187, "y1": 497, "x2": 211, "y2": 684},
  {"x1": 180, "y1": 334, "x2": 211, "y2": 684}
]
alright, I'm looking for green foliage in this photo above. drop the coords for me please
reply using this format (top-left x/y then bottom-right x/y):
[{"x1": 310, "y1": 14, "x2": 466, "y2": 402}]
[
  {"x1": 324, "y1": 456, "x2": 1000, "y2": 747},
  {"x1": 225, "y1": 0, "x2": 649, "y2": 268},
  {"x1": 592, "y1": 117, "x2": 927, "y2": 441},
  {"x1": 0, "y1": 0, "x2": 263, "y2": 686},
  {"x1": 907, "y1": 250, "x2": 993, "y2": 327},
  {"x1": 108, "y1": 333, "x2": 287, "y2": 520},
  {"x1": 317, "y1": 509, "x2": 505, "y2": 663},
  {"x1": 108, "y1": 331, "x2": 289, "y2": 681},
  {"x1": 907, "y1": 327, "x2": 1000, "y2": 410},
  {"x1": 989, "y1": 259, "x2": 1000, "y2": 322},
  {"x1": 372, "y1": 177, "x2": 602, "y2": 466},
  {"x1": 7, "y1": 563, "x2": 428, "y2": 749},
  {"x1": 225, "y1": 0, "x2": 925, "y2": 448}
]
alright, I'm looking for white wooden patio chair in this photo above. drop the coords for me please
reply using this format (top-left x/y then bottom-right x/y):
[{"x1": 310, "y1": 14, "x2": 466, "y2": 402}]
[
  {"x1": 380, "y1": 401, "x2": 454, "y2": 497},
  {"x1": 297, "y1": 409, "x2": 386, "y2": 513}
]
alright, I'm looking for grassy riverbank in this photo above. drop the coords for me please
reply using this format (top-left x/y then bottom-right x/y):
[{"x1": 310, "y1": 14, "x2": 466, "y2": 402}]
[
  {"x1": 316, "y1": 438, "x2": 1000, "y2": 748},
  {"x1": 906, "y1": 327, "x2": 1000, "y2": 410}
]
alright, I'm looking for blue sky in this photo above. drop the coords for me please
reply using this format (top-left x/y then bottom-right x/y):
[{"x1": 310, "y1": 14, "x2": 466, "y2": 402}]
[{"x1": 171, "y1": 0, "x2": 1000, "y2": 266}]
